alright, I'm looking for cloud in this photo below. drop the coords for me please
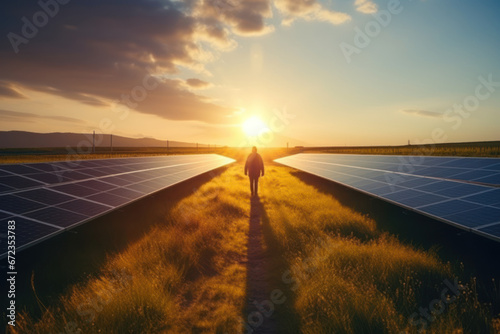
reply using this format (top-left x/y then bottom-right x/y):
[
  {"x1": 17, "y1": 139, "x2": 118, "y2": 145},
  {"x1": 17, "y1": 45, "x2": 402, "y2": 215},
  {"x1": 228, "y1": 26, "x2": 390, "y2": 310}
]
[
  {"x1": 0, "y1": 109, "x2": 86, "y2": 124},
  {"x1": 0, "y1": 0, "x2": 263, "y2": 124},
  {"x1": 355, "y1": 0, "x2": 378, "y2": 14},
  {"x1": 401, "y1": 109, "x2": 443, "y2": 118},
  {"x1": 274, "y1": 0, "x2": 351, "y2": 26},
  {"x1": 194, "y1": 0, "x2": 275, "y2": 36},
  {"x1": 185, "y1": 78, "x2": 213, "y2": 89},
  {"x1": 0, "y1": 82, "x2": 27, "y2": 99}
]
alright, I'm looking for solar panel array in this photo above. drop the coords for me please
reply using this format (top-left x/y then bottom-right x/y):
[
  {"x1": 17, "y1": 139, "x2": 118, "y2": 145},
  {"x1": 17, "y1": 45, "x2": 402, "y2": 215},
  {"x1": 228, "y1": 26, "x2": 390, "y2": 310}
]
[
  {"x1": 275, "y1": 154, "x2": 500, "y2": 242},
  {"x1": 0, "y1": 154, "x2": 235, "y2": 258}
]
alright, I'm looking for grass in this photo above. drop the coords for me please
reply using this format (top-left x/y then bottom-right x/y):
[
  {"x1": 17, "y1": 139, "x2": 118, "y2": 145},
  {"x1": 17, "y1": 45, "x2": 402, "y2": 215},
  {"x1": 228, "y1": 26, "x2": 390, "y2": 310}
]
[
  {"x1": 302, "y1": 141, "x2": 500, "y2": 157},
  {"x1": 7, "y1": 158, "x2": 500, "y2": 333}
]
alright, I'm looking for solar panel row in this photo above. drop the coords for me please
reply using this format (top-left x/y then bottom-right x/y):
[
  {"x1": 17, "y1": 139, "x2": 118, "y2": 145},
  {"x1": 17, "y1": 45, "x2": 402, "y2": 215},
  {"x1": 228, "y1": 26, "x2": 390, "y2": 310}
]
[
  {"x1": 294, "y1": 154, "x2": 500, "y2": 186},
  {"x1": 275, "y1": 154, "x2": 500, "y2": 243},
  {"x1": 0, "y1": 154, "x2": 235, "y2": 258}
]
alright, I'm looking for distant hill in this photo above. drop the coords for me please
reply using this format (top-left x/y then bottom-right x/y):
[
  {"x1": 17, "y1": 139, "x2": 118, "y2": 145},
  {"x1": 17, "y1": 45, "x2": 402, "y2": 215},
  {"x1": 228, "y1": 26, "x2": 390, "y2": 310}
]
[{"x1": 0, "y1": 131, "x2": 207, "y2": 148}]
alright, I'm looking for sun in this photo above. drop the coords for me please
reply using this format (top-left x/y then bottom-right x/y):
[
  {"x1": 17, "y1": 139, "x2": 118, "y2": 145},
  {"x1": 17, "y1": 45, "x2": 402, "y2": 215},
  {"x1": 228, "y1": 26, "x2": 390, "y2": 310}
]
[{"x1": 242, "y1": 116, "x2": 267, "y2": 137}]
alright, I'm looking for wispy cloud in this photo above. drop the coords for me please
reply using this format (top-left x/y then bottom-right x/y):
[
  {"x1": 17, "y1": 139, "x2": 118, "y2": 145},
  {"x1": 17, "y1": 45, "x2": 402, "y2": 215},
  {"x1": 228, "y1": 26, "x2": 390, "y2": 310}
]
[
  {"x1": 0, "y1": 109, "x2": 86, "y2": 124},
  {"x1": 185, "y1": 78, "x2": 214, "y2": 90},
  {"x1": 355, "y1": 0, "x2": 378, "y2": 14},
  {"x1": 401, "y1": 109, "x2": 443, "y2": 118},
  {"x1": 274, "y1": 0, "x2": 351, "y2": 26},
  {"x1": 0, "y1": 82, "x2": 27, "y2": 99}
]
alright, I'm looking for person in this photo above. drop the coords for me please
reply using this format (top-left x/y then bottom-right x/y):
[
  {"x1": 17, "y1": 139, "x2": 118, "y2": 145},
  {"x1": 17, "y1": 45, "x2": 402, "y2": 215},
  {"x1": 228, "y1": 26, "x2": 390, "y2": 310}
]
[{"x1": 244, "y1": 146, "x2": 264, "y2": 197}]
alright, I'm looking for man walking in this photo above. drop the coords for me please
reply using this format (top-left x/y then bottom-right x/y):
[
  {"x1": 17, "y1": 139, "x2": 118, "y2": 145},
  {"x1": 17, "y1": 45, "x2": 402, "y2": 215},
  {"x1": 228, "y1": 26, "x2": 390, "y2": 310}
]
[{"x1": 244, "y1": 146, "x2": 264, "y2": 197}]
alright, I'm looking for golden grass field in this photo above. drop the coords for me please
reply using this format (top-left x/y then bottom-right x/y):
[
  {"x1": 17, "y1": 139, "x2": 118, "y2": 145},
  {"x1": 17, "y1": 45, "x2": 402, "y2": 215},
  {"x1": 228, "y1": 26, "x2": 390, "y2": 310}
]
[{"x1": 8, "y1": 150, "x2": 500, "y2": 333}]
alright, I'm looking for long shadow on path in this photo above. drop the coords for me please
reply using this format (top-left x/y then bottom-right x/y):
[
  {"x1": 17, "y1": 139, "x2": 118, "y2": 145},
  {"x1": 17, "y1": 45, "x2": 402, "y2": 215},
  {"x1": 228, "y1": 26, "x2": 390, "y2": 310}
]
[
  {"x1": 244, "y1": 197, "x2": 278, "y2": 334},
  {"x1": 244, "y1": 196, "x2": 302, "y2": 334}
]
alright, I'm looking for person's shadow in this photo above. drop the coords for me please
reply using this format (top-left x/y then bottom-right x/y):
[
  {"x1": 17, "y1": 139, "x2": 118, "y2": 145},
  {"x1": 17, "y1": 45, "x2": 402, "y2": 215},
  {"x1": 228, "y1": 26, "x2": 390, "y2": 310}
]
[{"x1": 243, "y1": 196, "x2": 278, "y2": 333}]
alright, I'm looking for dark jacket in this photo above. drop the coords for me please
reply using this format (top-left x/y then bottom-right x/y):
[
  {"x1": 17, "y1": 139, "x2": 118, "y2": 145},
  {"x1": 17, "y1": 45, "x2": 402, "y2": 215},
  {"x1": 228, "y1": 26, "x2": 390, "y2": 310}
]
[{"x1": 245, "y1": 153, "x2": 264, "y2": 178}]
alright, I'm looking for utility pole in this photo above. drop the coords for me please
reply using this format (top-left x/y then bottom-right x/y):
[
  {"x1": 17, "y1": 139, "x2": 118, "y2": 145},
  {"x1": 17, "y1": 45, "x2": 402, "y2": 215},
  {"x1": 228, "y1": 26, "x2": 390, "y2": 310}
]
[
  {"x1": 110, "y1": 134, "x2": 113, "y2": 152},
  {"x1": 167, "y1": 140, "x2": 169, "y2": 154},
  {"x1": 92, "y1": 130, "x2": 95, "y2": 153}
]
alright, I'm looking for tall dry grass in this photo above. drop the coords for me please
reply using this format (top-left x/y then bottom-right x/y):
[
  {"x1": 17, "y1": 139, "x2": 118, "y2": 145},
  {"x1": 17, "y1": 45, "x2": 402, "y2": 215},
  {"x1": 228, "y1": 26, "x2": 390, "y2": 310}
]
[
  {"x1": 257, "y1": 165, "x2": 495, "y2": 333},
  {"x1": 12, "y1": 165, "x2": 250, "y2": 333},
  {"x1": 9, "y1": 162, "x2": 498, "y2": 333}
]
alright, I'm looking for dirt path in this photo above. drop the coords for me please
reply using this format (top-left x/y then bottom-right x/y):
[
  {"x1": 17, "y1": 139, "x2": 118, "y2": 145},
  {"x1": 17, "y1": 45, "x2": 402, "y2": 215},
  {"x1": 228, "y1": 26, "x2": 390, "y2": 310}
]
[{"x1": 243, "y1": 196, "x2": 278, "y2": 333}]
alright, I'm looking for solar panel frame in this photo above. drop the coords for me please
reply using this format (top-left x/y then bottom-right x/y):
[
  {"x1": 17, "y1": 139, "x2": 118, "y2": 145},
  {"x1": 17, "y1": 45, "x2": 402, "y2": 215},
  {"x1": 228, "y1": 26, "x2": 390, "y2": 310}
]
[
  {"x1": 276, "y1": 154, "x2": 500, "y2": 243},
  {"x1": 0, "y1": 154, "x2": 234, "y2": 258}
]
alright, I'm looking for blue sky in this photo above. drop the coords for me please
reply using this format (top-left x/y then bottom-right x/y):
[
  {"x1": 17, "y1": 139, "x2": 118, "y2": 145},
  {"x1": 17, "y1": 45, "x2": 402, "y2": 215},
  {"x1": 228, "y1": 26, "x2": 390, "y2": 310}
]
[{"x1": 0, "y1": 0, "x2": 499, "y2": 146}]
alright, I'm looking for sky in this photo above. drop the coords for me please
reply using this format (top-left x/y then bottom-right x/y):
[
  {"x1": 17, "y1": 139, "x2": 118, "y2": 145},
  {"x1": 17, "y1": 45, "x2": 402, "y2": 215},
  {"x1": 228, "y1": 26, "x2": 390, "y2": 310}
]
[{"x1": 0, "y1": 0, "x2": 499, "y2": 147}]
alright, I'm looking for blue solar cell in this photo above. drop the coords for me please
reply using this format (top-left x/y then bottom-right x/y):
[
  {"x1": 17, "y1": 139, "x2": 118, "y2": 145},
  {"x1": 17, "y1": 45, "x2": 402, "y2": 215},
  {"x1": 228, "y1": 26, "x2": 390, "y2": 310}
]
[
  {"x1": 0, "y1": 164, "x2": 43, "y2": 175},
  {"x1": 26, "y1": 172, "x2": 71, "y2": 184},
  {"x1": 57, "y1": 199, "x2": 111, "y2": 216},
  {"x1": 0, "y1": 175, "x2": 45, "y2": 189},
  {"x1": 61, "y1": 170, "x2": 93, "y2": 181},
  {"x1": 434, "y1": 184, "x2": 491, "y2": 197},
  {"x1": 382, "y1": 189, "x2": 426, "y2": 201},
  {"x1": 24, "y1": 207, "x2": 88, "y2": 228},
  {"x1": 370, "y1": 185, "x2": 407, "y2": 196},
  {"x1": 107, "y1": 188, "x2": 143, "y2": 200},
  {"x1": 86, "y1": 192, "x2": 130, "y2": 206},
  {"x1": 415, "y1": 167, "x2": 466, "y2": 178},
  {"x1": 0, "y1": 211, "x2": 11, "y2": 220},
  {"x1": 346, "y1": 178, "x2": 374, "y2": 187},
  {"x1": 474, "y1": 174, "x2": 500, "y2": 186},
  {"x1": 418, "y1": 200, "x2": 482, "y2": 217},
  {"x1": 392, "y1": 193, "x2": 448, "y2": 208},
  {"x1": 356, "y1": 182, "x2": 387, "y2": 192},
  {"x1": 98, "y1": 176, "x2": 130, "y2": 186},
  {"x1": 51, "y1": 183, "x2": 99, "y2": 197},
  {"x1": 0, "y1": 217, "x2": 61, "y2": 257},
  {"x1": 0, "y1": 195, "x2": 46, "y2": 214},
  {"x1": 114, "y1": 173, "x2": 146, "y2": 182},
  {"x1": 461, "y1": 189, "x2": 500, "y2": 205},
  {"x1": 26, "y1": 163, "x2": 63, "y2": 172},
  {"x1": 443, "y1": 207, "x2": 500, "y2": 228},
  {"x1": 125, "y1": 182, "x2": 158, "y2": 193},
  {"x1": 16, "y1": 189, "x2": 75, "y2": 205},
  {"x1": 476, "y1": 224, "x2": 500, "y2": 240},
  {"x1": 439, "y1": 158, "x2": 495, "y2": 168},
  {"x1": 0, "y1": 184, "x2": 14, "y2": 193},
  {"x1": 396, "y1": 177, "x2": 436, "y2": 188},
  {"x1": 0, "y1": 169, "x2": 13, "y2": 177},
  {"x1": 484, "y1": 163, "x2": 500, "y2": 171},
  {"x1": 77, "y1": 179, "x2": 117, "y2": 192},
  {"x1": 415, "y1": 181, "x2": 458, "y2": 192},
  {"x1": 450, "y1": 170, "x2": 495, "y2": 182}
]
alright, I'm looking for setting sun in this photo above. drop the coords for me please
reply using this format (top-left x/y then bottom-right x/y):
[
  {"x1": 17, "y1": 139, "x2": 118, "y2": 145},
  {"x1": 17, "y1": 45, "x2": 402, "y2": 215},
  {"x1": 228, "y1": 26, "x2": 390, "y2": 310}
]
[{"x1": 242, "y1": 116, "x2": 267, "y2": 137}]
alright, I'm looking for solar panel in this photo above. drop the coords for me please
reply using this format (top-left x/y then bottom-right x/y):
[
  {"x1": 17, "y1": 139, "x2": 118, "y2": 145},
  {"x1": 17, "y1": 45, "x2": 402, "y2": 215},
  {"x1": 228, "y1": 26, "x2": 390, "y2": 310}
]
[
  {"x1": 275, "y1": 154, "x2": 500, "y2": 243},
  {"x1": 0, "y1": 217, "x2": 63, "y2": 257},
  {"x1": 0, "y1": 154, "x2": 234, "y2": 258}
]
